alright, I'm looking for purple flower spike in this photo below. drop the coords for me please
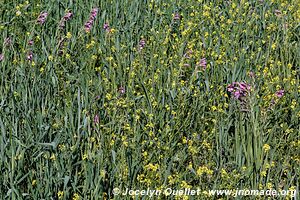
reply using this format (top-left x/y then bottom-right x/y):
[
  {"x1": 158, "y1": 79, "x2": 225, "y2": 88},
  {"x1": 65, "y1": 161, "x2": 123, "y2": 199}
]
[
  {"x1": 63, "y1": 12, "x2": 73, "y2": 21},
  {"x1": 27, "y1": 51, "x2": 33, "y2": 61},
  {"x1": 91, "y1": 8, "x2": 98, "y2": 18},
  {"x1": 234, "y1": 91, "x2": 241, "y2": 99},
  {"x1": 275, "y1": 90, "x2": 284, "y2": 98},
  {"x1": 227, "y1": 81, "x2": 251, "y2": 100},
  {"x1": 103, "y1": 22, "x2": 110, "y2": 32},
  {"x1": 94, "y1": 114, "x2": 99, "y2": 125},
  {"x1": 239, "y1": 82, "x2": 249, "y2": 91},
  {"x1": 139, "y1": 39, "x2": 146, "y2": 50},
  {"x1": 37, "y1": 12, "x2": 48, "y2": 25},
  {"x1": 198, "y1": 58, "x2": 207, "y2": 69},
  {"x1": 227, "y1": 84, "x2": 235, "y2": 92},
  {"x1": 84, "y1": 8, "x2": 98, "y2": 32},
  {"x1": 59, "y1": 11, "x2": 73, "y2": 29}
]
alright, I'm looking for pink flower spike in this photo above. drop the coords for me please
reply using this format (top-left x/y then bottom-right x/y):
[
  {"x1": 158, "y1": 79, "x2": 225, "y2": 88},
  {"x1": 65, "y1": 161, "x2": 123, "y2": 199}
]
[
  {"x1": 234, "y1": 90, "x2": 241, "y2": 99},
  {"x1": 227, "y1": 81, "x2": 251, "y2": 100},
  {"x1": 91, "y1": 8, "x2": 98, "y2": 17},
  {"x1": 37, "y1": 12, "x2": 48, "y2": 24},
  {"x1": 94, "y1": 114, "x2": 99, "y2": 125},
  {"x1": 27, "y1": 51, "x2": 33, "y2": 61},
  {"x1": 139, "y1": 39, "x2": 146, "y2": 50},
  {"x1": 227, "y1": 84, "x2": 234, "y2": 92},
  {"x1": 84, "y1": 8, "x2": 98, "y2": 32},
  {"x1": 63, "y1": 12, "x2": 73, "y2": 20},
  {"x1": 239, "y1": 82, "x2": 250, "y2": 91},
  {"x1": 173, "y1": 13, "x2": 181, "y2": 20},
  {"x1": 198, "y1": 58, "x2": 207, "y2": 69},
  {"x1": 103, "y1": 22, "x2": 110, "y2": 31},
  {"x1": 59, "y1": 11, "x2": 73, "y2": 29},
  {"x1": 275, "y1": 90, "x2": 284, "y2": 98}
]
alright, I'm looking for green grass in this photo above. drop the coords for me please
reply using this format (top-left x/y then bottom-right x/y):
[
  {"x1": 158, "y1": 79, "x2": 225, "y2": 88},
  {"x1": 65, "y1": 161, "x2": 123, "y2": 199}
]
[{"x1": 0, "y1": 0, "x2": 299, "y2": 199}]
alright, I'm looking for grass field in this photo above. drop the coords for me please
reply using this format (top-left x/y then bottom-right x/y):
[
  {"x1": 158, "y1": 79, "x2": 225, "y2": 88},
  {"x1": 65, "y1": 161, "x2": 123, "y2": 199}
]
[{"x1": 0, "y1": 0, "x2": 299, "y2": 199}]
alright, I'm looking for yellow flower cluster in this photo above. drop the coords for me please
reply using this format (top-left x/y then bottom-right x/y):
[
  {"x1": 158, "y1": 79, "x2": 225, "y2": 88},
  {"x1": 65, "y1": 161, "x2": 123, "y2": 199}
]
[{"x1": 196, "y1": 166, "x2": 213, "y2": 177}]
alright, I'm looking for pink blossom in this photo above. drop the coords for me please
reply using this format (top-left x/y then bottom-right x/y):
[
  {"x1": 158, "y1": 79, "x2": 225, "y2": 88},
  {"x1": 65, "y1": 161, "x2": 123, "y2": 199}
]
[
  {"x1": 239, "y1": 82, "x2": 251, "y2": 91},
  {"x1": 198, "y1": 58, "x2": 207, "y2": 69},
  {"x1": 227, "y1": 82, "x2": 251, "y2": 100},
  {"x1": 59, "y1": 11, "x2": 73, "y2": 28},
  {"x1": 0, "y1": 53, "x2": 4, "y2": 61},
  {"x1": 90, "y1": 8, "x2": 98, "y2": 18},
  {"x1": 84, "y1": 8, "x2": 98, "y2": 32},
  {"x1": 103, "y1": 22, "x2": 110, "y2": 32},
  {"x1": 94, "y1": 114, "x2": 99, "y2": 125},
  {"x1": 27, "y1": 51, "x2": 33, "y2": 61},
  {"x1": 234, "y1": 90, "x2": 241, "y2": 99},
  {"x1": 227, "y1": 84, "x2": 234, "y2": 92},
  {"x1": 37, "y1": 12, "x2": 48, "y2": 25},
  {"x1": 139, "y1": 39, "x2": 146, "y2": 50},
  {"x1": 63, "y1": 12, "x2": 73, "y2": 21},
  {"x1": 275, "y1": 90, "x2": 284, "y2": 98}
]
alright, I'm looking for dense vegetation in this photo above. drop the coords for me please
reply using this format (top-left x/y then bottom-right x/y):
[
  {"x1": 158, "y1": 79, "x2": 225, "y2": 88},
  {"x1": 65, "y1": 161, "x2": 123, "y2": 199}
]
[{"x1": 0, "y1": 0, "x2": 299, "y2": 199}]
